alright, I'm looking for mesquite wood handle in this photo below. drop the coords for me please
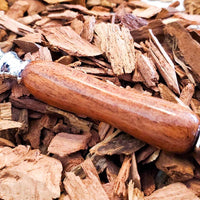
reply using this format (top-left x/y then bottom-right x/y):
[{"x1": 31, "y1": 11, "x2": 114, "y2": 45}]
[{"x1": 22, "y1": 61, "x2": 199, "y2": 153}]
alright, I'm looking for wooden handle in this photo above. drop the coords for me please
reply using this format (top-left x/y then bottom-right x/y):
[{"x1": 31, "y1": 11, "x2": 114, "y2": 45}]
[{"x1": 22, "y1": 61, "x2": 199, "y2": 153}]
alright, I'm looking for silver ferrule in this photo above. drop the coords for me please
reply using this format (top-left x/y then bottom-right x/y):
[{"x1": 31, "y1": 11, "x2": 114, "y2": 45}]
[
  {"x1": 195, "y1": 126, "x2": 200, "y2": 147},
  {"x1": 0, "y1": 49, "x2": 29, "y2": 78}
]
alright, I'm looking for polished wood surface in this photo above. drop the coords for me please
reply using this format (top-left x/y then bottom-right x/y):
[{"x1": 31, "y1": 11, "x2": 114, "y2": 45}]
[{"x1": 22, "y1": 61, "x2": 199, "y2": 153}]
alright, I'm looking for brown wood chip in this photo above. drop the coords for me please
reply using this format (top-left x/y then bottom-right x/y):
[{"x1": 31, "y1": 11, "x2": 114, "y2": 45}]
[
  {"x1": 145, "y1": 182, "x2": 199, "y2": 200},
  {"x1": 137, "y1": 52, "x2": 159, "y2": 87},
  {"x1": 114, "y1": 155, "x2": 132, "y2": 197},
  {"x1": 48, "y1": 132, "x2": 91, "y2": 156},
  {"x1": 95, "y1": 22, "x2": 136, "y2": 75},
  {"x1": 155, "y1": 151, "x2": 195, "y2": 182},
  {"x1": 149, "y1": 31, "x2": 180, "y2": 94},
  {"x1": 42, "y1": 26, "x2": 102, "y2": 57},
  {"x1": 94, "y1": 133, "x2": 145, "y2": 156},
  {"x1": 0, "y1": 145, "x2": 62, "y2": 200},
  {"x1": 165, "y1": 22, "x2": 200, "y2": 83},
  {"x1": 0, "y1": 11, "x2": 34, "y2": 35}
]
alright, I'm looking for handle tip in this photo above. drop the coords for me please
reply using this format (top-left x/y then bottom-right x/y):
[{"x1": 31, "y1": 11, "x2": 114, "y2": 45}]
[{"x1": 195, "y1": 126, "x2": 200, "y2": 150}]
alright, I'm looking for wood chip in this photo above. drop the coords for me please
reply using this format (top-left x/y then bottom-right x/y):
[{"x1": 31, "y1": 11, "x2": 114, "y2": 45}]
[
  {"x1": 46, "y1": 105, "x2": 92, "y2": 133},
  {"x1": 156, "y1": 7, "x2": 178, "y2": 19},
  {"x1": 128, "y1": 1, "x2": 152, "y2": 9},
  {"x1": 89, "y1": 57, "x2": 112, "y2": 69},
  {"x1": 133, "y1": 6, "x2": 161, "y2": 19},
  {"x1": 162, "y1": 17, "x2": 181, "y2": 25},
  {"x1": 120, "y1": 13, "x2": 148, "y2": 31},
  {"x1": 0, "y1": 138, "x2": 15, "y2": 147},
  {"x1": 128, "y1": 180, "x2": 145, "y2": 200},
  {"x1": 137, "y1": 146, "x2": 158, "y2": 163},
  {"x1": 180, "y1": 83, "x2": 195, "y2": 106},
  {"x1": 90, "y1": 129, "x2": 121, "y2": 156},
  {"x1": 25, "y1": 46, "x2": 52, "y2": 61},
  {"x1": 55, "y1": 55, "x2": 74, "y2": 65},
  {"x1": 0, "y1": 145, "x2": 62, "y2": 200},
  {"x1": 158, "y1": 83, "x2": 180, "y2": 103},
  {"x1": 43, "y1": 0, "x2": 72, "y2": 3},
  {"x1": 131, "y1": 19, "x2": 164, "y2": 41},
  {"x1": 13, "y1": 108, "x2": 29, "y2": 133},
  {"x1": 0, "y1": 11, "x2": 34, "y2": 35},
  {"x1": 140, "y1": 167, "x2": 156, "y2": 196},
  {"x1": 165, "y1": 22, "x2": 200, "y2": 83},
  {"x1": 131, "y1": 153, "x2": 141, "y2": 190},
  {"x1": 26, "y1": 0, "x2": 46, "y2": 15},
  {"x1": 82, "y1": 172, "x2": 109, "y2": 199},
  {"x1": 191, "y1": 98, "x2": 200, "y2": 116},
  {"x1": 64, "y1": 169, "x2": 109, "y2": 200},
  {"x1": 0, "y1": 102, "x2": 11, "y2": 120},
  {"x1": 98, "y1": 122, "x2": 110, "y2": 140},
  {"x1": 60, "y1": 4, "x2": 111, "y2": 17},
  {"x1": 42, "y1": 26, "x2": 102, "y2": 57},
  {"x1": 0, "y1": 0, "x2": 8, "y2": 11},
  {"x1": 81, "y1": 16, "x2": 95, "y2": 42},
  {"x1": 25, "y1": 116, "x2": 48, "y2": 148},
  {"x1": 48, "y1": 132, "x2": 91, "y2": 156},
  {"x1": 56, "y1": 152, "x2": 84, "y2": 172},
  {"x1": 87, "y1": 0, "x2": 116, "y2": 8},
  {"x1": 11, "y1": 83, "x2": 30, "y2": 99},
  {"x1": 17, "y1": 14, "x2": 42, "y2": 25},
  {"x1": 88, "y1": 154, "x2": 107, "y2": 174},
  {"x1": 106, "y1": 160, "x2": 119, "y2": 182},
  {"x1": 9, "y1": 96, "x2": 47, "y2": 113},
  {"x1": 149, "y1": 31, "x2": 180, "y2": 94},
  {"x1": 42, "y1": 114, "x2": 58, "y2": 130},
  {"x1": 114, "y1": 155, "x2": 132, "y2": 197},
  {"x1": 142, "y1": 150, "x2": 160, "y2": 164},
  {"x1": 48, "y1": 10, "x2": 78, "y2": 21},
  {"x1": 6, "y1": 0, "x2": 29, "y2": 19},
  {"x1": 93, "y1": 133, "x2": 145, "y2": 156},
  {"x1": 137, "y1": 52, "x2": 159, "y2": 87},
  {"x1": 63, "y1": 172, "x2": 95, "y2": 200},
  {"x1": 70, "y1": 18, "x2": 84, "y2": 35},
  {"x1": 145, "y1": 182, "x2": 199, "y2": 200},
  {"x1": 0, "y1": 32, "x2": 17, "y2": 52},
  {"x1": 14, "y1": 33, "x2": 42, "y2": 53},
  {"x1": 103, "y1": 182, "x2": 122, "y2": 200},
  {"x1": 52, "y1": 119, "x2": 69, "y2": 133},
  {"x1": 72, "y1": 0, "x2": 86, "y2": 6},
  {"x1": 132, "y1": 64, "x2": 145, "y2": 83},
  {"x1": 40, "y1": 130, "x2": 54, "y2": 153},
  {"x1": 173, "y1": 49, "x2": 195, "y2": 84},
  {"x1": 80, "y1": 158, "x2": 100, "y2": 180},
  {"x1": 95, "y1": 22, "x2": 136, "y2": 75},
  {"x1": 169, "y1": 1, "x2": 180, "y2": 8},
  {"x1": 186, "y1": 178, "x2": 200, "y2": 197},
  {"x1": 155, "y1": 151, "x2": 195, "y2": 182},
  {"x1": 0, "y1": 119, "x2": 22, "y2": 131},
  {"x1": 174, "y1": 13, "x2": 200, "y2": 25}
]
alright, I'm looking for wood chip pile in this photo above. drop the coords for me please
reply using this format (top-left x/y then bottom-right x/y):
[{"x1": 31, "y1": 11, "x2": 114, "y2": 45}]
[{"x1": 0, "y1": 0, "x2": 200, "y2": 199}]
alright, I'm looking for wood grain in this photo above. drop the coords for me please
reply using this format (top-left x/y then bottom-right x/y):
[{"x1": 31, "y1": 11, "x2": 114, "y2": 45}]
[{"x1": 22, "y1": 61, "x2": 200, "y2": 153}]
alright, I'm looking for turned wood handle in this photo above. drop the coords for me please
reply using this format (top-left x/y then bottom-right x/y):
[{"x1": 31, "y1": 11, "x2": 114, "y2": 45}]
[{"x1": 22, "y1": 61, "x2": 199, "y2": 153}]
